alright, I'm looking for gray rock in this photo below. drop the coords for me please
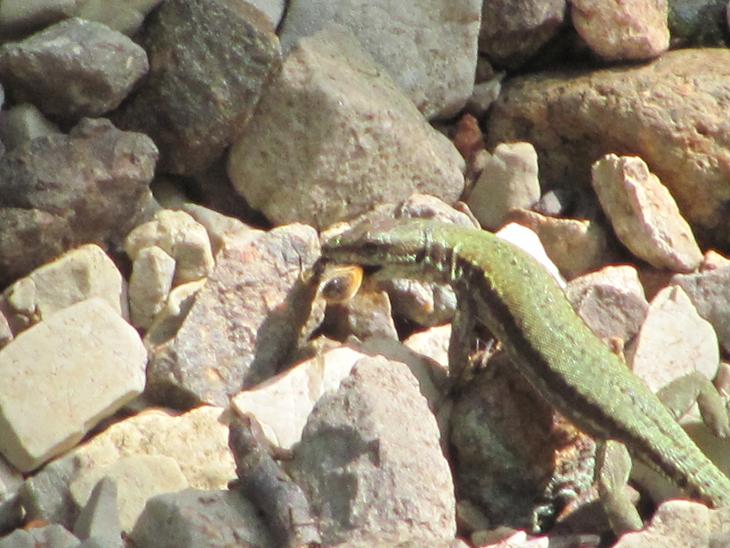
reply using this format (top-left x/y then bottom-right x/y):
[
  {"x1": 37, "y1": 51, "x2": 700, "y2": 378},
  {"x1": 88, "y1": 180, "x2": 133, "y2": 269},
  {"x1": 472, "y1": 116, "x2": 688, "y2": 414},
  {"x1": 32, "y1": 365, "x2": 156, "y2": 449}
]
[
  {"x1": 113, "y1": 0, "x2": 281, "y2": 175},
  {"x1": 129, "y1": 489, "x2": 274, "y2": 548},
  {"x1": 0, "y1": 299, "x2": 147, "y2": 472},
  {"x1": 288, "y1": 357, "x2": 456, "y2": 545},
  {"x1": 0, "y1": 117, "x2": 158, "y2": 286},
  {"x1": 0, "y1": 524, "x2": 78, "y2": 548},
  {"x1": 227, "y1": 26, "x2": 465, "y2": 229},
  {"x1": 73, "y1": 477, "x2": 122, "y2": 547},
  {"x1": 0, "y1": 457, "x2": 23, "y2": 535},
  {"x1": 480, "y1": 0, "x2": 566, "y2": 68},
  {"x1": 146, "y1": 224, "x2": 322, "y2": 407},
  {"x1": 245, "y1": 0, "x2": 285, "y2": 28},
  {"x1": 280, "y1": 0, "x2": 481, "y2": 119},
  {"x1": 0, "y1": 103, "x2": 60, "y2": 152},
  {"x1": 0, "y1": 18, "x2": 149, "y2": 119},
  {"x1": 0, "y1": 0, "x2": 75, "y2": 37},
  {"x1": 669, "y1": 0, "x2": 728, "y2": 47},
  {"x1": 74, "y1": 0, "x2": 164, "y2": 35}
]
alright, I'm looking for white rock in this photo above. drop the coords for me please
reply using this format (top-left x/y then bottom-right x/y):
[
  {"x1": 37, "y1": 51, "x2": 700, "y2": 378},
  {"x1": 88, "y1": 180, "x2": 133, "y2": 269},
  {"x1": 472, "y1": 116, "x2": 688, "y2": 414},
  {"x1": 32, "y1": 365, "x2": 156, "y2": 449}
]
[
  {"x1": 143, "y1": 279, "x2": 206, "y2": 348},
  {"x1": 1, "y1": 244, "x2": 124, "y2": 334},
  {"x1": 0, "y1": 298, "x2": 146, "y2": 472},
  {"x1": 125, "y1": 209, "x2": 215, "y2": 285},
  {"x1": 69, "y1": 454, "x2": 189, "y2": 532},
  {"x1": 496, "y1": 223, "x2": 565, "y2": 287},
  {"x1": 129, "y1": 246, "x2": 176, "y2": 329}
]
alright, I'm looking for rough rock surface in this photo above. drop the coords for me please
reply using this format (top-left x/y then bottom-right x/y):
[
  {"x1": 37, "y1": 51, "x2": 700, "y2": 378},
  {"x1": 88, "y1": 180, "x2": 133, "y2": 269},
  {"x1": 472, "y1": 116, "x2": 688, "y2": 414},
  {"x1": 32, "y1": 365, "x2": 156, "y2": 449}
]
[
  {"x1": 227, "y1": 25, "x2": 464, "y2": 229},
  {"x1": 0, "y1": 118, "x2": 158, "y2": 286},
  {"x1": 0, "y1": 17, "x2": 148, "y2": 119},
  {"x1": 20, "y1": 406, "x2": 234, "y2": 528},
  {"x1": 0, "y1": 298, "x2": 146, "y2": 472},
  {"x1": 487, "y1": 48, "x2": 730, "y2": 248},
  {"x1": 288, "y1": 357, "x2": 456, "y2": 545},
  {"x1": 74, "y1": 0, "x2": 164, "y2": 36},
  {"x1": 280, "y1": 0, "x2": 481, "y2": 119},
  {"x1": 146, "y1": 224, "x2": 322, "y2": 407},
  {"x1": 113, "y1": 0, "x2": 281, "y2": 175}
]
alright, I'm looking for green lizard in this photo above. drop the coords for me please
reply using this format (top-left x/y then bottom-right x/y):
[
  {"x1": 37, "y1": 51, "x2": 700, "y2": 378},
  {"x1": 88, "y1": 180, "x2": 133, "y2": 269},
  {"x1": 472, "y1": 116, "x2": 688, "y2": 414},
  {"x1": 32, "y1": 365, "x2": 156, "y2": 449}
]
[{"x1": 319, "y1": 218, "x2": 730, "y2": 531}]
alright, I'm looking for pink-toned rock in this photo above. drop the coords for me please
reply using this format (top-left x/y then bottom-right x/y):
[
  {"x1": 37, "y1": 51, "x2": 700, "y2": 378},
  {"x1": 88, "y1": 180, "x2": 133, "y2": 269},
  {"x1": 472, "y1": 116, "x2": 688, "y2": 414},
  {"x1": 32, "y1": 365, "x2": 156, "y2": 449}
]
[{"x1": 571, "y1": 0, "x2": 669, "y2": 61}]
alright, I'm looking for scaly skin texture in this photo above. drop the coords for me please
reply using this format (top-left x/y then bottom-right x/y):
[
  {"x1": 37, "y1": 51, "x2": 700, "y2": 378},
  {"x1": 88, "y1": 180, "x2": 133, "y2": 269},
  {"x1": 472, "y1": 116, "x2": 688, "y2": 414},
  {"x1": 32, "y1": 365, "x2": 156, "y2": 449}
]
[{"x1": 321, "y1": 219, "x2": 730, "y2": 508}]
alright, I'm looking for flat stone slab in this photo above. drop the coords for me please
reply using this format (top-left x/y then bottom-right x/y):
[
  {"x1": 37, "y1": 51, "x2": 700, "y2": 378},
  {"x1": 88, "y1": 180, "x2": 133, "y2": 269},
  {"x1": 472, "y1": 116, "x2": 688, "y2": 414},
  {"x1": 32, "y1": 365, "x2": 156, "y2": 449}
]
[{"x1": 0, "y1": 298, "x2": 147, "y2": 472}]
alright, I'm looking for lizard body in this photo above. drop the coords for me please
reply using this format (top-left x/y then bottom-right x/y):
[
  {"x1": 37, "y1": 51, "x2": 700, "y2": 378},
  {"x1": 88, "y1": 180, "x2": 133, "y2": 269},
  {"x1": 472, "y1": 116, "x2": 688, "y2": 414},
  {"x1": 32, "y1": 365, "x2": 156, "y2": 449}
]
[{"x1": 321, "y1": 219, "x2": 730, "y2": 509}]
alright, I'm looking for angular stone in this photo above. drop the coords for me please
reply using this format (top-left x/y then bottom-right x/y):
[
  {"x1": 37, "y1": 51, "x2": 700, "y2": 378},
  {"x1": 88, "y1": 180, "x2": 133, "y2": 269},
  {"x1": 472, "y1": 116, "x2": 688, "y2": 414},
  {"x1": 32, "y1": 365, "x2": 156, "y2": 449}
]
[
  {"x1": 627, "y1": 285, "x2": 719, "y2": 393},
  {"x1": 0, "y1": 456, "x2": 23, "y2": 534},
  {"x1": 1, "y1": 244, "x2": 125, "y2": 335},
  {"x1": 487, "y1": 49, "x2": 730, "y2": 248},
  {"x1": 73, "y1": 477, "x2": 122, "y2": 546},
  {"x1": 0, "y1": 0, "x2": 75, "y2": 37},
  {"x1": 572, "y1": 0, "x2": 669, "y2": 61},
  {"x1": 73, "y1": 0, "x2": 164, "y2": 36},
  {"x1": 0, "y1": 118, "x2": 158, "y2": 286},
  {"x1": 143, "y1": 280, "x2": 206, "y2": 349},
  {"x1": 0, "y1": 18, "x2": 148, "y2": 119},
  {"x1": 146, "y1": 224, "x2": 321, "y2": 407},
  {"x1": 232, "y1": 345, "x2": 364, "y2": 449},
  {"x1": 566, "y1": 265, "x2": 649, "y2": 343},
  {"x1": 128, "y1": 246, "x2": 176, "y2": 329},
  {"x1": 280, "y1": 0, "x2": 480, "y2": 119},
  {"x1": 480, "y1": 0, "x2": 566, "y2": 68},
  {"x1": 466, "y1": 142, "x2": 540, "y2": 230},
  {"x1": 113, "y1": 0, "x2": 281, "y2": 175},
  {"x1": 20, "y1": 406, "x2": 235, "y2": 528},
  {"x1": 125, "y1": 210, "x2": 214, "y2": 285},
  {"x1": 592, "y1": 154, "x2": 702, "y2": 272},
  {"x1": 0, "y1": 103, "x2": 60, "y2": 152},
  {"x1": 288, "y1": 357, "x2": 456, "y2": 545},
  {"x1": 129, "y1": 489, "x2": 273, "y2": 548},
  {"x1": 70, "y1": 455, "x2": 189, "y2": 532},
  {"x1": 0, "y1": 299, "x2": 146, "y2": 472},
  {"x1": 227, "y1": 25, "x2": 464, "y2": 229},
  {"x1": 0, "y1": 524, "x2": 78, "y2": 548}
]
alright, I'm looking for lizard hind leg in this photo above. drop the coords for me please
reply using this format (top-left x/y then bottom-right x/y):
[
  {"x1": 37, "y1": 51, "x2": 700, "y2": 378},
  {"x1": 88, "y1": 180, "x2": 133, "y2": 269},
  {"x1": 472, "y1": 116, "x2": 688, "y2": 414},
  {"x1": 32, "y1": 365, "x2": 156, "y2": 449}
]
[{"x1": 596, "y1": 440, "x2": 644, "y2": 535}]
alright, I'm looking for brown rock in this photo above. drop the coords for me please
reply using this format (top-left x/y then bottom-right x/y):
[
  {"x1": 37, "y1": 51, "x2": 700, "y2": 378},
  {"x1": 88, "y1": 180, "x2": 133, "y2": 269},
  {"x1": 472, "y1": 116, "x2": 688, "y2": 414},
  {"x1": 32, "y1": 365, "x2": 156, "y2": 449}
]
[
  {"x1": 0, "y1": 118, "x2": 158, "y2": 286},
  {"x1": 113, "y1": 0, "x2": 282, "y2": 175},
  {"x1": 486, "y1": 49, "x2": 730, "y2": 248}
]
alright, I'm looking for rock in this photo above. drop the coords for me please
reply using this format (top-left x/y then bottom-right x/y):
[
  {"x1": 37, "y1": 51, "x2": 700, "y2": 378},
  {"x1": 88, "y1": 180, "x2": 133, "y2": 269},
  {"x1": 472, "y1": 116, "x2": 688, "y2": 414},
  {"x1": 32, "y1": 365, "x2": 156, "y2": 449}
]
[
  {"x1": 280, "y1": 0, "x2": 480, "y2": 119},
  {"x1": 73, "y1": 0, "x2": 164, "y2": 36},
  {"x1": 0, "y1": 244, "x2": 125, "y2": 335},
  {"x1": 486, "y1": 49, "x2": 730, "y2": 248},
  {"x1": 0, "y1": 313, "x2": 10, "y2": 352},
  {"x1": 453, "y1": 114, "x2": 486, "y2": 164},
  {"x1": 465, "y1": 72, "x2": 504, "y2": 117},
  {"x1": 129, "y1": 489, "x2": 273, "y2": 548},
  {"x1": 450, "y1": 354, "x2": 596, "y2": 531},
  {"x1": 0, "y1": 524, "x2": 78, "y2": 548},
  {"x1": 128, "y1": 246, "x2": 176, "y2": 329},
  {"x1": 179, "y1": 203, "x2": 256, "y2": 256},
  {"x1": 614, "y1": 500, "x2": 730, "y2": 547},
  {"x1": 0, "y1": 299, "x2": 146, "y2": 472},
  {"x1": 0, "y1": 18, "x2": 148, "y2": 119},
  {"x1": 0, "y1": 103, "x2": 60, "y2": 152},
  {"x1": 591, "y1": 154, "x2": 702, "y2": 272},
  {"x1": 506, "y1": 208, "x2": 611, "y2": 279},
  {"x1": 0, "y1": 456, "x2": 23, "y2": 535},
  {"x1": 323, "y1": 279, "x2": 398, "y2": 340},
  {"x1": 125, "y1": 209, "x2": 215, "y2": 286},
  {"x1": 232, "y1": 345, "x2": 364, "y2": 449},
  {"x1": 0, "y1": 118, "x2": 158, "y2": 286},
  {"x1": 146, "y1": 224, "x2": 322, "y2": 407},
  {"x1": 143, "y1": 280, "x2": 206, "y2": 349},
  {"x1": 566, "y1": 265, "x2": 649, "y2": 343},
  {"x1": 479, "y1": 0, "x2": 566, "y2": 68},
  {"x1": 227, "y1": 25, "x2": 464, "y2": 229},
  {"x1": 571, "y1": 0, "x2": 669, "y2": 61},
  {"x1": 113, "y1": 0, "x2": 281, "y2": 175},
  {"x1": 671, "y1": 266, "x2": 730, "y2": 355},
  {"x1": 70, "y1": 455, "x2": 188, "y2": 532},
  {"x1": 626, "y1": 285, "x2": 719, "y2": 392},
  {"x1": 669, "y1": 0, "x2": 729, "y2": 47},
  {"x1": 466, "y1": 142, "x2": 540, "y2": 230},
  {"x1": 497, "y1": 223, "x2": 565, "y2": 286},
  {"x1": 20, "y1": 406, "x2": 235, "y2": 528},
  {"x1": 0, "y1": 0, "x2": 76, "y2": 37},
  {"x1": 245, "y1": 0, "x2": 286, "y2": 28},
  {"x1": 288, "y1": 357, "x2": 456, "y2": 545},
  {"x1": 73, "y1": 477, "x2": 122, "y2": 547}
]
